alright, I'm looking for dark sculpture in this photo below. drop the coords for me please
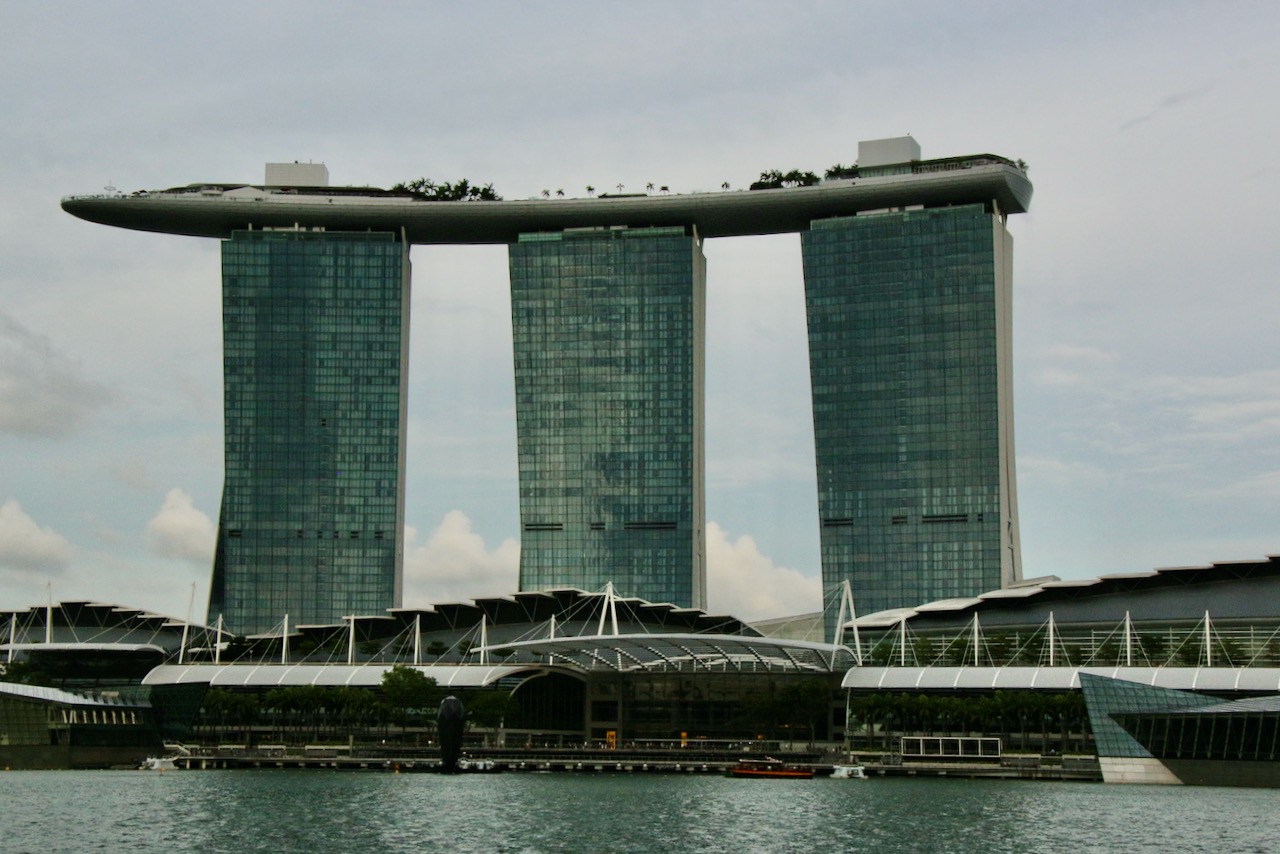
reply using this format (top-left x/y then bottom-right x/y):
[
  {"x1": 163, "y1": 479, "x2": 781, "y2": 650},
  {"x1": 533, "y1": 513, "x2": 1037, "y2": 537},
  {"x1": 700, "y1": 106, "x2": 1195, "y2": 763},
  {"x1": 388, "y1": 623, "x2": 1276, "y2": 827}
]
[{"x1": 437, "y1": 695, "x2": 466, "y2": 772}]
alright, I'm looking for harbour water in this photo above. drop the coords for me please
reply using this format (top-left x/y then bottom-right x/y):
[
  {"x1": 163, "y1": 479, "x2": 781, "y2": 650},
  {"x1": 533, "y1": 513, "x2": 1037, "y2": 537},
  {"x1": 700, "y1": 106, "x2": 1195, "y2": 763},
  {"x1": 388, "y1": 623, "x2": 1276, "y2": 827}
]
[{"x1": 3, "y1": 770, "x2": 1277, "y2": 853}]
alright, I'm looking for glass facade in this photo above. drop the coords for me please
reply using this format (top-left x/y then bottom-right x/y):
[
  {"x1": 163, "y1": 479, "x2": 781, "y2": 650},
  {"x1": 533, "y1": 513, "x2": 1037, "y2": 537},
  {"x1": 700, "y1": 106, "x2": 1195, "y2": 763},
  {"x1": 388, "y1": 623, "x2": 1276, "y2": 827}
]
[
  {"x1": 209, "y1": 230, "x2": 409, "y2": 634},
  {"x1": 1116, "y1": 699, "x2": 1280, "y2": 763},
  {"x1": 1079, "y1": 673, "x2": 1219, "y2": 759},
  {"x1": 0, "y1": 694, "x2": 56, "y2": 746},
  {"x1": 509, "y1": 227, "x2": 706, "y2": 608},
  {"x1": 801, "y1": 204, "x2": 1021, "y2": 637}
]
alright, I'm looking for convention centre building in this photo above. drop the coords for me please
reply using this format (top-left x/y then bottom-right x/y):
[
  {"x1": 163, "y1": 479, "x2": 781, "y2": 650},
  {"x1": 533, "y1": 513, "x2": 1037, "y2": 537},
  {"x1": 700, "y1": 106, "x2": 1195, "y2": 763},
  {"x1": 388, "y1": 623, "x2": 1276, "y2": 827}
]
[
  {"x1": 4, "y1": 556, "x2": 1280, "y2": 784},
  {"x1": 840, "y1": 555, "x2": 1280, "y2": 785}
]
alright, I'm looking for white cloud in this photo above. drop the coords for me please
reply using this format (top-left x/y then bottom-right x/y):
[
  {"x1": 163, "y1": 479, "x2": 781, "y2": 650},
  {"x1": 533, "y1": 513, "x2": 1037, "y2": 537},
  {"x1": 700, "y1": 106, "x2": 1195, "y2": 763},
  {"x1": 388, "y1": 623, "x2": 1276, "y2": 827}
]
[
  {"x1": 402, "y1": 514, "x2": 822, "y2": 621},
  {"x1": 402, "y1": 510, "x2": 520, "y2": 606},
  {"x1": 1188, "y1": 398, "x2": 1280, "y2": 425},
  {"x1": 1025, "y1": 360, "x2": 1280, "y2": 480},
  {"x1": 1029, "y1": 344, "x2": 1119, "y2": 389},
  {"x1": 1151, "y1": 369, "x2": 1280, "y2": 402},
  {"x1": 705, "y1": 521, "x2": 821, "y2": 621},
  {"x1": 146, "y1": 488, "x2": 215, "y2": 562},
  {"x1": 0, "y1": 498, "x2": 74, "y2": 573},
  {"x1": 1132, "y1": 372, "x2": 1280, "y2": 454},
  {"x1": 1202, "y1": 468, "x2": 1280, "y2": 501},
  {"x1": 1016, "y1": 455, "x2": 1111, "y2": 489},
  {"x1": 1034, "y1": 344, "x2": 1117, "y2": 364},
  {"x1": 0, "y1": 312, "x2": 110, "y2": 437},
  {"x1": 1034, "y1": 367, "x2": 1095, "y2": 389}
]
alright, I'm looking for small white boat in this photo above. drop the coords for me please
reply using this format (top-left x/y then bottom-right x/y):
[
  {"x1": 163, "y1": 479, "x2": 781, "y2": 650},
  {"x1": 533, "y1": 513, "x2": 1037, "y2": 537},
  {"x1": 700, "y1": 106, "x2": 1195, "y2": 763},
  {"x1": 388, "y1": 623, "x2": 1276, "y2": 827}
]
[
  {"x1": 141, "y1": 756, "x2": 178, "y2": 771},
  {"x1": 830, "y1": 763, "x2": 867, "y2": 779}
]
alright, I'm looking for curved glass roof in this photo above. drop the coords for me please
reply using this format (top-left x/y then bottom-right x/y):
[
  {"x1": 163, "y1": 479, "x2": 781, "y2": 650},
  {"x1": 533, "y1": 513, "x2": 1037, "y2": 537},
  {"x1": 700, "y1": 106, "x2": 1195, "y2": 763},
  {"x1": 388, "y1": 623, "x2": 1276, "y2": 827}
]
[{"x1": 486, "y1": 633, "x2": 855, "y2": 673}]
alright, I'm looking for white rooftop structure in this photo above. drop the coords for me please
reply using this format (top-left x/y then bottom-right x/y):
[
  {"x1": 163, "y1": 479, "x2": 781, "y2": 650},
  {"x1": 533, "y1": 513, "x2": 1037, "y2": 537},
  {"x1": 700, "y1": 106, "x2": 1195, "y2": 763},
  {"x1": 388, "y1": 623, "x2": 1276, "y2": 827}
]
[
  {"x1": 265, "y1": 161, "x2": 329, "y2": 187},
  {"x1": 858, "y1": 135, "x2": 921, "y2": 168}
]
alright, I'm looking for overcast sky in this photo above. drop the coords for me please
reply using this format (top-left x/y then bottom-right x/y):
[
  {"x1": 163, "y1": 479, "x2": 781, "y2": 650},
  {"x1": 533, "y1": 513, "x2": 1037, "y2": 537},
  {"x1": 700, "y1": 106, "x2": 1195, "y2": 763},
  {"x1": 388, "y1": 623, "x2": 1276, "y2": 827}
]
[{"x1": 2, "y1": 1, "x2": 1278, "y2": 624}]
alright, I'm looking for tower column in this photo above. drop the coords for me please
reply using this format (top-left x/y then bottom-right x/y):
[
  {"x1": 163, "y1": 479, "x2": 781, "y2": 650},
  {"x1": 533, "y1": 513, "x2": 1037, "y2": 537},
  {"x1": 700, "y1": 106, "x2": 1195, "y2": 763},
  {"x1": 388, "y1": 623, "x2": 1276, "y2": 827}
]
[
  {"x1": 801, "y1": 204, "x2": 1021, "y2": 639},
  {"x1": 209, "y1": 228, "x2": 410, "y2": 633},
  {"x1": 508, "y1": 226, "x2": 706, "y2": 608}
]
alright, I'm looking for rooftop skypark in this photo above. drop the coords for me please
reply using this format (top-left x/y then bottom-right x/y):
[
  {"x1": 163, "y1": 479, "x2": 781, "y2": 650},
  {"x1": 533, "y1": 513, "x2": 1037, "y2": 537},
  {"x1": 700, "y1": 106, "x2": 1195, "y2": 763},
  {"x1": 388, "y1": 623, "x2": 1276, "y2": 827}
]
[
  {"x1": 62, "y1": 152, "x2": 1030, "y2": 243},
  {"x1": 61, "y1": 138, "x2": 1034, "y2": 634}
]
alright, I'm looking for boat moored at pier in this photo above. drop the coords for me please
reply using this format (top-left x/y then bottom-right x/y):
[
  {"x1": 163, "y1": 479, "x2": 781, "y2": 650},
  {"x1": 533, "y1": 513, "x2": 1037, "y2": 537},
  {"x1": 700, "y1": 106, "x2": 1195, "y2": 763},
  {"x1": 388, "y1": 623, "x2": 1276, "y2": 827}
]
[{"x1": 727, "y1": 758, "x2": 815, "y2": 779}]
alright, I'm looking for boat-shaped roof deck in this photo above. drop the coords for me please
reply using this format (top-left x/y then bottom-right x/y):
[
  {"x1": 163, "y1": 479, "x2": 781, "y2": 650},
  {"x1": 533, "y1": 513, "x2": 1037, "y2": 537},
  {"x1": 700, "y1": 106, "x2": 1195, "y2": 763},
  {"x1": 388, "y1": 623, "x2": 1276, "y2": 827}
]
[{"x1": 62, "y1": 154, "x2": 1032, "y2": 244}]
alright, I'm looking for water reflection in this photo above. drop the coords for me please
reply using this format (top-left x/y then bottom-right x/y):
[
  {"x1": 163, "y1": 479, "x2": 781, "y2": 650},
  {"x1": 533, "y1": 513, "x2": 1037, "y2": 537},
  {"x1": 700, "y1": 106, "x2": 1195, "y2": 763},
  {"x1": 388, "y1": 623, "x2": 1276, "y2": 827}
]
[{"x1": 4, "y1": 771, "x2": 1278, "y2": 853}]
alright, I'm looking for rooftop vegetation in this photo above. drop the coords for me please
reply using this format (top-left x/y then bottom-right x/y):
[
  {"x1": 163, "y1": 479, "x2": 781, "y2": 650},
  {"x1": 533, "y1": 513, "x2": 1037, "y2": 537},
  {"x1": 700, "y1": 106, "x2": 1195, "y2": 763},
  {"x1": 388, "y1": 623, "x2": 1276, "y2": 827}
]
[
  {"x1": 749, "y1": 169, "x2": 821, "y2": 190},
  {"x1": 391, "y1": 177, "x2": 502, "y2": 201}
]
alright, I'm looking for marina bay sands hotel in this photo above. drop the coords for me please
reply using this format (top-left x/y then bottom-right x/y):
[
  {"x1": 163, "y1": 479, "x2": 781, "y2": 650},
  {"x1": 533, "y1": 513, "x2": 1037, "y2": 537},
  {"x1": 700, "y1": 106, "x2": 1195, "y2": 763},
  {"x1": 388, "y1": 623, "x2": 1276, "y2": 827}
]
[{"x1": 63, "y1": 137, "x2": 1033, "y2": 638}]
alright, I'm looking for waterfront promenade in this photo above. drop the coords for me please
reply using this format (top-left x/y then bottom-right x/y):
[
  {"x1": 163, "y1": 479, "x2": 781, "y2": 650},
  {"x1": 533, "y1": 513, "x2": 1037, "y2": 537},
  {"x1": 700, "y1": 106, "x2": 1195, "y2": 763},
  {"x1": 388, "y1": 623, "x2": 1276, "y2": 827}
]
[{"x1": 168, "y1": 744, "x2": 1102, "y2": 781}]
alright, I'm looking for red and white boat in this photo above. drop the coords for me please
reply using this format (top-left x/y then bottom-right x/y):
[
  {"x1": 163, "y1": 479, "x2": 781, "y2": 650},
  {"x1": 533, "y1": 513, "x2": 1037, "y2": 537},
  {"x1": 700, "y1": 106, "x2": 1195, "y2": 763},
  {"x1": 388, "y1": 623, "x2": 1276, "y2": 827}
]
[{"x1": 726, "y1": 758, "x2": 814, "y2": 779}]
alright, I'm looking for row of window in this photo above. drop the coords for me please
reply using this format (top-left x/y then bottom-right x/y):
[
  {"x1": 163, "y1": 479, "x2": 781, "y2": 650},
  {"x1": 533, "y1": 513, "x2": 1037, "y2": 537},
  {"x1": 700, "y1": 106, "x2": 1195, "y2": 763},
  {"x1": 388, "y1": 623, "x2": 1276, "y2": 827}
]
[{"x1": 56, "y1": 708, "x2": 143, "y2": 726}]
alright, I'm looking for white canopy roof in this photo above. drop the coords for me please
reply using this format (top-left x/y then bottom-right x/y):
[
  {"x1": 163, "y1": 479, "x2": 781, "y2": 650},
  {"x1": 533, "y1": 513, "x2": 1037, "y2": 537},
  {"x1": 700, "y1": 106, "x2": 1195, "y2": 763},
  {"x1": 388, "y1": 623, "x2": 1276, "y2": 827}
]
[
  {"x1": 842, "y1": 665, "x2": 1280, "y2": 693},
  {"x1": 0, "y1": 680, "x2": 148, "y2": 707},
  {"x1": 142, "y1": 663, "x2": 544, "y2": 689}
]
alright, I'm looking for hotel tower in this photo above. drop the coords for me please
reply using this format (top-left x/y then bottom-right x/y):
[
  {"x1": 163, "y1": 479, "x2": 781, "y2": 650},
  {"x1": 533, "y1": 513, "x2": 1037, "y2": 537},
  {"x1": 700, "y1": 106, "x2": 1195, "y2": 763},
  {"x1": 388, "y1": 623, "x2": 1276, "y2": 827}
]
[
  {"x1": 208, "y1": 173, "x2": 411, "y2": 633},
  {"x1": 63, "y1": 138, "x2": 1030, "y2": 639}
]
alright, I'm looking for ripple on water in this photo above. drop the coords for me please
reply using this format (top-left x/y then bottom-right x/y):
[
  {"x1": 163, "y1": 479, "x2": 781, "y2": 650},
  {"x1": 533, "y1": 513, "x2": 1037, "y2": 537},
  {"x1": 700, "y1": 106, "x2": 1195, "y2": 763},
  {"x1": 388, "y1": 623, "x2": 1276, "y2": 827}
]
[{"x1": 2, "y1": 771, "x2": 1278, "y2": 854}]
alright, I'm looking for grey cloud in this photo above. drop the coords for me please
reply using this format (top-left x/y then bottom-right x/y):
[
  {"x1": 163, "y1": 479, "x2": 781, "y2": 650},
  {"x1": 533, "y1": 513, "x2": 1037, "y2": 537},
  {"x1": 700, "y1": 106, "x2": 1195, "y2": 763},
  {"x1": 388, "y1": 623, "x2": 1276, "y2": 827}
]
[{"x1": 0, "y1": 312, "x2": 110, "y2": 437}]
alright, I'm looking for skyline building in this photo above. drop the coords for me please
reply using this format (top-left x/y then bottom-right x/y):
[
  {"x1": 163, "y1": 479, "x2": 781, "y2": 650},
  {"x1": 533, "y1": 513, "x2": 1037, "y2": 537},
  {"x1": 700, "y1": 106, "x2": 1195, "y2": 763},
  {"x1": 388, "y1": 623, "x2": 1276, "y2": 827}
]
[
  {"x1": 61, "y1": 140, "x2": 1032, "y2": 637},
  {"x1": 509, "y1": 227, "x2": 706, "y2": 608},
  {"x1": 802, "y1": 203, "x2": 1020, "y2": 634},
  {"x1": 209, "y1": 228, "x2": 410, "y2": 634}
]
